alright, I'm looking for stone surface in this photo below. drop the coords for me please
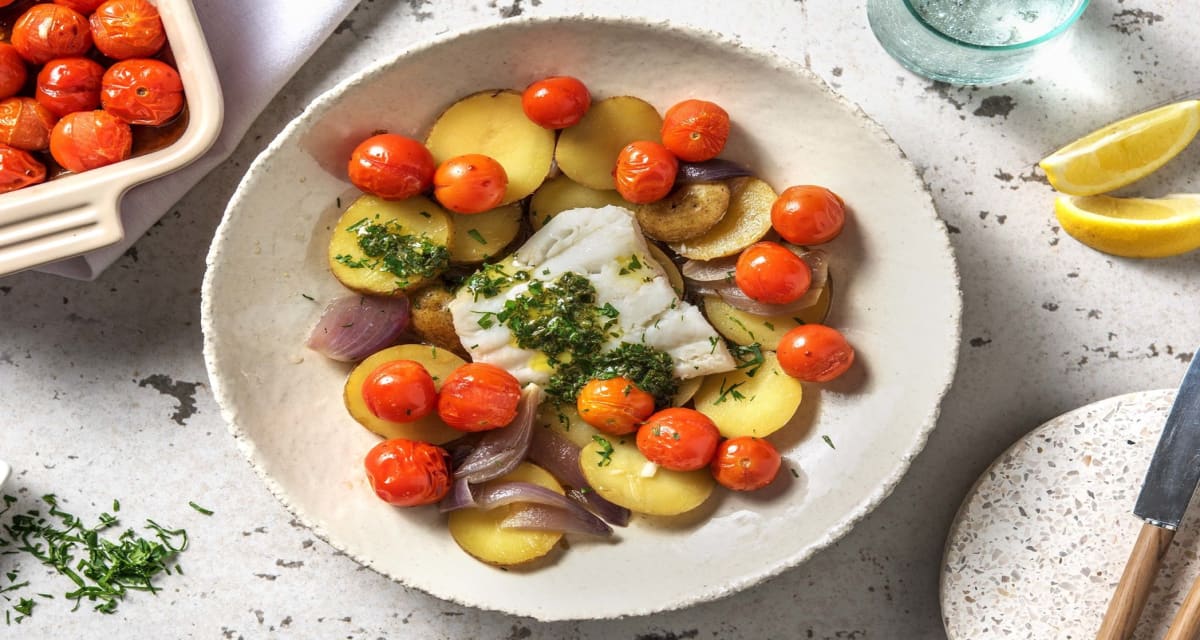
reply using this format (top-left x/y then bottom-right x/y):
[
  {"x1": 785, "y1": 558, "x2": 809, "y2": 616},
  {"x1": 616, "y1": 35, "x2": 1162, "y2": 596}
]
[{"x1": 1, "y1": 0, "x2": 1198, "y2": 637}]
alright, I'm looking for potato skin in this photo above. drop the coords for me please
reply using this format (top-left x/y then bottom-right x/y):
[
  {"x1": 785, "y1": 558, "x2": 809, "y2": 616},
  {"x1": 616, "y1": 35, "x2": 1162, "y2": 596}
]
[
  {"x1": 635, "y1": 182, "x2": 730, "y2": 242},
  {"x1": 671, "y1": 176, "x2": 777, "y2": 260},
  {"x1": 410, "y1": 285, "x2": 469, "y2": 359}
]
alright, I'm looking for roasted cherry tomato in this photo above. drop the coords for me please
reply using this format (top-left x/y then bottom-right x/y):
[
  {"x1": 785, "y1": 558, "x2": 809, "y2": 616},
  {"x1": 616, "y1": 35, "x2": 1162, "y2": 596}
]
[
  {"x1": 11, "y1": 4, "x2": 92, "y2": 65},
  {"x1": 776, "y1": 324, "x2": 855, "y2": 383},
  {"x1": 347, "y1": 133, "x2": 435, "y2": 200},
  {"x1": 36, "y1": 57, "x2": 104, "y2": 117},
  {"x1": 771, "y1": 185, "x2": 846, "y2": 245},
  {"x1": 50, "y1": 109, "x2": 131, "y2": 172},
  {"x1": 89, "y1": 0, "x2": 165, "y2": 60},
  {"x1": 100, "y1": 58, "x2": 183, "y2": 125},
  {"x1": 54, "y1": 0, "x2": 107, "y2": 12},
  {"x1": 437, "y1": 362, "x2": 522, "y2": 432},
  {"x1": 613, "y1": 140, "x2": 677, "y2": 204},
  {"x1": 660, "y1": 99, "x2": 730, "y2": 162},
  {"x1": 360, "y1": 360, "x2": 437, "y2": 423},
  {"x1": 710, "y1": 437, "x2": 781, "y2": 491},
  {"x1": 363, "y1": 438, "x2": 450, "y2": 507},
  {"x1": 576, "y1": 377, "x2": 656, "y2": 436},
  {"x1": 734, "y1": 241, "x2": 812, "y2": 305},
  {"x1": 0, "y1": 97, "x2": 58, "y2": 151},
  {"x1": 433, "y1": 153, "x2": 507, "y2": 214},
  {"x1": 0, "y1": 143, "x2": 46, "y2": 193},
  {"x1": 521, "y1": 75, "x2": 590, "y2": 129},
  {"x1": 0, "y1": 1, "x2": 16, "y2": 7},
  {"x1": 636, "y1": 408, "x2": 721, "y2": 471},
  {"x1": 0, "y1": 44, "x2": 27, "y2": 100}
]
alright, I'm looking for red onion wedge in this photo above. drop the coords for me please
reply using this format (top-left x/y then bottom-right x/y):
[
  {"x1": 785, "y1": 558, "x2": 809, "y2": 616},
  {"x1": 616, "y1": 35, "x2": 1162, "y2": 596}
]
[
  {"x1": 439, "y1": 476, "x2": 475, "y2": 512},
  {"x1": 453, "y1": 385, "x2": 543, "y2": 484},
  {"x1": 501, "y1": 505, "x2": 614, "y2": 537},
  {"x1": 569, "y1": 488, "x2": 631, "y2": 528},
  {"x1": 685, "y1": 248, "x2": 829, "y2": 316},
  {"x1": 529, "y1": 425, "x2": 631, "y2": 526},
  {"x1": 305, "y1": 295, "x2": 411, "y2": 362},
  {"x1": 676, "y1": 159, "x2": 753, "y2": 184},
  {"x1": 469, "y1": 482, "x2": 611, "y2": 536}
]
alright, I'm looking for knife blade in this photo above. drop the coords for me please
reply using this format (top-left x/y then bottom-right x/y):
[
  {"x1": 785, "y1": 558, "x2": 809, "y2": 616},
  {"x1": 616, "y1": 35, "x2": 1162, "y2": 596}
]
[{"x1": 1135, "y1": 350, "x2": 1200, "y2": 529}]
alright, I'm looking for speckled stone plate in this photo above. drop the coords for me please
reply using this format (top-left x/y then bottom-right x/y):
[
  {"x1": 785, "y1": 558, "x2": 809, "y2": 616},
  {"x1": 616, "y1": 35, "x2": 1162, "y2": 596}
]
[
  {"x1": 202, "y1": 16, "x2": 960, "y2": 621},
  {"x1": 941, "y1": 389, "x2": 1200, "y2": 639}
]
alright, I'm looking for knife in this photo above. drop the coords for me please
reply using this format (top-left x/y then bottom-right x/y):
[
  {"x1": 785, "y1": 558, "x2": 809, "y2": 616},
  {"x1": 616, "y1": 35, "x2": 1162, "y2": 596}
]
[{"x1": 1096, "y1": 351, "x2": 1200, "y2": 640}]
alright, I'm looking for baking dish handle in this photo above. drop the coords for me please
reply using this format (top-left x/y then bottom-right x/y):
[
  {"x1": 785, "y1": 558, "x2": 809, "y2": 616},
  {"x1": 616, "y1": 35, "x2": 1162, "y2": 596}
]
[{"x1": 0, "y1": 186, "x2": 125, "y2": 277}]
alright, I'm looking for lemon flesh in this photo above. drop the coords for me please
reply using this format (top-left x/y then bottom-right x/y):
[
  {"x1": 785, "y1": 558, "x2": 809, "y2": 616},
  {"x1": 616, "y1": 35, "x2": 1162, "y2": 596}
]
[
  {"x1": 1040, "y1": 100, "x2": 1200, "y2": 196},
  {"x1": 1055, "y1": 194, "x2": 1200, "y2": 258}
]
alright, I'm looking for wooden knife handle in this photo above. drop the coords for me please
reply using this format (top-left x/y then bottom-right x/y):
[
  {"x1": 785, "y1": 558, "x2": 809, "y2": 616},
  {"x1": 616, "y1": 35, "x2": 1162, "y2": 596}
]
[
  {"x1": 1096, "y1": 523, "x2": 1176, "y2": 640},
  {"x1": 1165, "y1": 572, "x2": 1200, "y2": 640}
]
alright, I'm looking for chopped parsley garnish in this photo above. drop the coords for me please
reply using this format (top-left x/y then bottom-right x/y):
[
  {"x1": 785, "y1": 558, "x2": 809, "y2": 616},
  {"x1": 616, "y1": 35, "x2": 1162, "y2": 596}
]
[
  {"x1": 731, "y1": 343, "x2": 765, "y2": 377},
  {"x1": 335, "y1": 217, "x2": 449, "y2": 289},
  {"x1": 714, "y1": 378, "x2": 749, "y2": 405},
  {"x1": 547, "y1": 343, "x2": 678, "y2": 408},
  {"x1": 487, "y1": 272, "x2": 617, "y2": 364},
  {"x1": 592, "y1": 436, "x2": 614, "y2": 467},
  {"x1": 467, "y1": 229, "x2": 487, "y2": 245},
  {"x1": 462, "y1": 262, "x2": 527, "y2": 301},
  {"x1": 618, "y1": 254, "x2": 643, "y2": 275},
  {"x1": 300, "y1": 293, "x2": 315, "y2": 301},
  {"x1": 822, "y1": 435, "x2": 836, "y2": 449},
  {"x1": 708, "y1": 336, "x2": 719, "y2": 354}
]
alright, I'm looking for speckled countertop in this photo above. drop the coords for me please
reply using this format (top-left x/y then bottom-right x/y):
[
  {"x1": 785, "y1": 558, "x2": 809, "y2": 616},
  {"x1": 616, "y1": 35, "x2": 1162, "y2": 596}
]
[{"x1": 1, "y1": 1, "x2": 1198, "y2": 638}]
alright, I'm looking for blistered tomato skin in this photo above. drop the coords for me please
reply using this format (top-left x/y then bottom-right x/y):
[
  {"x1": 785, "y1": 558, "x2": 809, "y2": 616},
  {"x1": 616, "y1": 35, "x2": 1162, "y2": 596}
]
[
  {"x1": 54, "y1": 0, "x2": 107, "y2": 12},
  {"x1": 361, "y1": 360, "x2": 438, "y2": 424},
  {"x1": 36, "y1": 57, "x2": 105, "y2": 118},
  {"x1": 0, "y1": 44, "x2": 27, "y2": 100},
  {"x1": 771, "y1": 185, "x2": 846, "y2": 245},
  {"x1": 11, "y1": 4, "x2": 93, "y2": 65},
  {"x1": 613, "y1": 140, "x2": 678, "y2": 204},
  {"x1": 363, "y1": 438, "x2": 451, "y2": 507},
  {"x1": 636, "y1": 408, "x2": 721, "y2": 471},
  {"x1": 49, "y1": 109, "x2": 131, "y2": 172},
  {"x1": 0, "y1": 97, "x2": 59, "y2": 151},
  {"x1": 100, "y1": 58, "x2": 183, "y2": 126},
  {"x1": 521, "y1": 76, "x2": 591, "y2": 129},
  {"x1": 710, "y1": 437, "x2": 782, "y2": 491},
  {"x1": 437, "y1": 362, "x2": 522, "y2": 432},
  {"x1": 577, "y1": 377, "x2": 656, "y2": 436},
  {"x1": 433, "y1": 153, "x2": 508, "y2": 214},
  {"x1": 660, "y1": 99, "x2": 730, "y2": 162},
  {"x1": 776, "y1": 324, "x2": 855, "y2": 383},
  {"x1": 734, "y1": 241, "x2": 812, "y2": 305},
  {"x1": 347, "y1": 133, "x2": 435, "y2": 200},
  {"x1": 0, "y1": 144, "x2": 46, "y2": 193},
  {"x1": 89, "y1": 0, "x2": 166, "y2": 60}
]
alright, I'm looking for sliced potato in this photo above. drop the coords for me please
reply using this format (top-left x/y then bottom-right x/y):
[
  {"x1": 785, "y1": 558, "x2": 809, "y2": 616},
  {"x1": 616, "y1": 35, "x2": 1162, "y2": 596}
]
[
  {"x1": 344, "y1": 344, "x2": 466, "y2": 444},
  {"x1": 672, "y1": 376, "x2": 703, "y2": 406},
  {"x1": 645, "y1": 242, "x2": 684, "y2": 297},
  {"x1": 328, "y1": 195, "x2": 452, "y2": 296},
  {"x1": 425, "y1": 90, "x2": 556, "y2": 204},
  {"x1": 579, "y1": 437, "x2": 714, "y2": 516},
  {"x1": 635, "y1": 182, "x2": 731, "y2": 242},
  {"x1": 671, "y1": 177, "x2": 777, "y2": 260},
  {"x1": 529, "y1": 174, "x2": 630, "y2": 230},
  {"x1": 536, "y1": 402, "x2": 604, "y2": 449},
  {"x1": 447, "y1": 203, "x2": 522, "y2": 263},
  {"x1": 555, "y1": 96, "x2": 662, "y2": 190},
  {"x1": 410, "y1": 286, "x2": 468, "y2": 358},
  {"x1": 693, "y1": 351, "x2": 802, "y2": 438},
  {"x1": 703, "y1": 283, "x2": 832, "y2": 348},
  {"x1": 447, "y1": 463, "x2": 564, "y2": 566}
]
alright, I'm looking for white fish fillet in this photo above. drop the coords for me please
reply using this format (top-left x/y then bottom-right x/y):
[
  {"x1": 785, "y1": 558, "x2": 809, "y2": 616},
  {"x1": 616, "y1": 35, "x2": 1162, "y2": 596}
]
[{"x1": 449, "y1": 206, "x2": 735, "y2": 386}]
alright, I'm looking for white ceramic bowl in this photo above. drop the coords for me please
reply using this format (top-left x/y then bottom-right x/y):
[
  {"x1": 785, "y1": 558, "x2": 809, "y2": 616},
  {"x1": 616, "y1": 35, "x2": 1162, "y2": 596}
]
[
  {"x1": 0, "y1": 0, "x2": 223, "y2": 276},
  {"x1": 202, "y1": 16, "x2": 961, "y2": 620}
]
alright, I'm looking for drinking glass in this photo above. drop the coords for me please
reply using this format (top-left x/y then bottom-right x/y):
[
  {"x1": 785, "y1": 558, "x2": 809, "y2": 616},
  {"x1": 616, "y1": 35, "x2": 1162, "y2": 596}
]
[{"x1": 867, "y1": 0, "x2": 1091, "y2": 85}]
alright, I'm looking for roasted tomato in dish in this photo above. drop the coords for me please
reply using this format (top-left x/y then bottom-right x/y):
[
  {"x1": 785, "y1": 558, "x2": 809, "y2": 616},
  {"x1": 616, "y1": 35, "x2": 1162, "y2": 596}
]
[
  {"x1": 636, "y1": 408, "x2": 721, "y2": 471},
  {"x1": 521, "y1": 75, "x2": 591, "y2": 129},
  {"x1": 0, "y1": 44, "x2": 27, "y2": 100},
  {"x1": 347, "y1": 133, "x2": 435, "y2": 200},
  {"x1": 576, "y1": 377, "x2": 656, "y2": 436},
  {"x1": 11, "y1": 4, "x2": 93, "y2": 65},
  {"x1": 734, "y1": 241, "x2": 812, "y2": 305},
  {"x1": 660, "y1": 99, "x2": 730, "y2": 162},
  {"x1": 100, "y1": 58, "x2": 183, "y2": 125},
  {"x1": 0, "y1": 144, "x2": 46, "y2": 193},
  {"x1": 50, "y1": 109, "x2": 131, "y2": 172},
  {"x1": 54, "y1": 0, "x2": 108, "y2": 12},
  {"x1": 613, "y1": 140, "x2": 677, "y2": 204},
  {"x1": 710, "y1": 437, "x2": 781, "y2": 491},
  {"x1": 89, "y1": 0, "x2": 166, "y2": 60},
  {"x1": 360, "y1": 360, "x2": 438, "y2": 424},
  {"x1": 437, "y1": 362, "x2": 522, "y2": 432},
  {"x1": 36, "y1": 57, "x2": 105, "y2": 118},
  {"x1": 0, "y1": 97, "x2": 58, "y2": 151},
  {"x1": 776, "y1": 324, "x2": 855, "y2": 383},
  {"x1": 433, "y1": 153, "x2": 507, "y2": 214},
  {"x1": 363, "y1": 438, "x2": 450, "y2": 507},
  {"x1": 771, "y1": 185, "x2": 846, "y2": 245}
]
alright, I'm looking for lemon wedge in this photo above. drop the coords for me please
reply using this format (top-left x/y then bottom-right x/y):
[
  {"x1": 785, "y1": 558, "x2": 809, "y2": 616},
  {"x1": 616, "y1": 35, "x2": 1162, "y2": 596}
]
[
  {"x1": 1055, "y1": 194, "x2": 1200, "y2": 258},
  {"x1": 1039, "y1": 100, "x2": 1200, "y2": 196}
]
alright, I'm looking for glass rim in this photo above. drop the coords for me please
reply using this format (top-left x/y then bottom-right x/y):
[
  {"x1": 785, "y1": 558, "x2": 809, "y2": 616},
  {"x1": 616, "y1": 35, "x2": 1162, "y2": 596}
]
[{"x1": 901, "y1": 0, "x2": 1091, "y2": 51}]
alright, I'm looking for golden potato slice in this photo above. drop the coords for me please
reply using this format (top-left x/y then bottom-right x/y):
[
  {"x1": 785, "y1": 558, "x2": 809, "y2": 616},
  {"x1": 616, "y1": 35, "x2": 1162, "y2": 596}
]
[
  {"x1": 528, "y1": 174, "x2": 630, "y2": 230},
  {"x1": 672, "y1": 376, "x2": 703, "y2": 406},
  {"x1": 635, "y1": 182, "x2": 731, "y2": 242},
  {"x1": 535, "y1": 402, "x2": 604, "y2": 449},
  {"x1": 329, "y1": 195, "x2": 452, "y2": 296},
  {"x1": 579, "y1": 436, "x2": 714, "y2": 516},
  {"x1": 410, "y1": 286, "x2": 468, "y2": 358},
  {"x1": 425, "y1": 90, "x2": 556, "y2": 204},
  {"x1": 344, "y1": 344, "x2": 466, "y2": 444},
  {"x1": 693, "y1": 351, "x2": 802, "y2": 439},
  {"x1": 671, "y1": 177, "x2": 777, "y2": 260},
  {"x1": 645, "y1": 242, "x2": 684, "y2": 297},
  {"x1": 555, "y1": 96, "x2": 662, "y2": 190},
  {"x1": 447, "y1": 463, "x2": 564, "y2": 566},
  {"x1": 702, "y1": 283, "x2": 832, "y2": 348},
  {"x1": 447, "y1": 203, "x2": 522, "y2": 263}
]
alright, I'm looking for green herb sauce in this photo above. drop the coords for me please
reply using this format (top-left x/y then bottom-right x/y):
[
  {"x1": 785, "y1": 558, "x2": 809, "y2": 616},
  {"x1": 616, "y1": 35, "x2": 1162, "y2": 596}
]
[{"x1": 334, "y1": 217, "x2": 448, "y2": 288}]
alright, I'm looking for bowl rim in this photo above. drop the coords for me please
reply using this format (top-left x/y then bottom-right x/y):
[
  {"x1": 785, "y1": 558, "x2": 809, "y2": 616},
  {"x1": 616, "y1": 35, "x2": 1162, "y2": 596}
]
[{"x1": 202, "y1": 13, "x2": 962, "y2": 620}]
